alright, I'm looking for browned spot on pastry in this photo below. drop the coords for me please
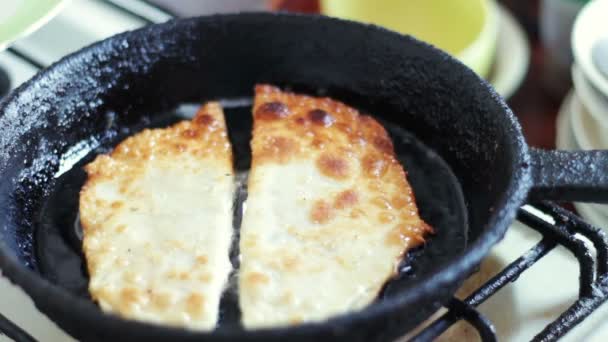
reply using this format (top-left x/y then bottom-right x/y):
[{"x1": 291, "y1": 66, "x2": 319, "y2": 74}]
[
  {"x1": 385, "y1": 224, "x2": 427, "y2": 247},
  {"x1": 172, "y1": 143, "x2": 187, "y2": 152},
  {"x1": 316, "y1": 153, "x2": 350, "y2": 180},
  {"x1": 199, "y1": 273, "x2": 212, "y2": 282},
  {"x1": 151, "y1": 292, "x2": 171, "y2": 310},
  {"x1": 371, "y1": 196, "x2": 392, "y2": 209},
  {"x1": 196, "y1": 255, "x2": 208, "y2": 265},
  {"x1": 186, "y1": 293, "x2": 205, "y2": 318},
  {"x1": 335, "y1": 122, "x2": 352, "y2": 134},
  {"x1": 373, "y1": 136, "x2": 394, "y2": 154},
  {"x1": 310, "y1": 200, "x2": 334, "y2": 224},
  {"x1": 255, "y1": 102, "x2": 291, "y2": 120},
  {"x1": 359, "y1": 115, "x2": 376, "y2": 125},
  {"x1": 378, "y1": 212, "x2": 395, "y2": 224},
  {"x1": 260, "y1": 136, "x2": 299, "y2": 163},
  {"x1": 289, "y1": 315, "x2": 303, "y2": 325},
  {"x1": 391, "y1": 194, "x2": 413, "y2": 209},
  {"x1": 312, "y1": 138, "x2": 326, "y2": 149},
  {"x1": 111, "y1": 201, "x2": 123, "y2": 209},
  {"x1": 115, "y1": 224, "x2": 127, "y2": 233},
  {"x1": 334, "y1": 189, "x2": 359, "y2": 209},
  {"x1": 367, "y1": 180, "x2": 383, "y2": 191},
  {"x1": 246, "y1": 272, "x2": 270, "y2": 285},
  {"x1": 120, "y1": 287, "x2": 140, "y2": 305},
  {"x1": 193, "y1": 114, "x2": 214, "y2": 126},
  {"x1": 308, "y1": 109, "x2": 335, "y2": 127},
  {"x1": 362, "y1": 154, "x2": 388, "y2": 178},
  {"x1": 385, "y1": 225, "x2": 412, "y2": 247},
  {"x1": 181, "y1": 128, "x2": 199, "y2": 139},
  {"x1": 350, "y1": 208, "x2": 365, "y2": 219}
]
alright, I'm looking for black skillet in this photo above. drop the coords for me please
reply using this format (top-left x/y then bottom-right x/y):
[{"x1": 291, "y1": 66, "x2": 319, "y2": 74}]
[{"x1": 0, "y1": 13, "x2": 607, "y2": 342}]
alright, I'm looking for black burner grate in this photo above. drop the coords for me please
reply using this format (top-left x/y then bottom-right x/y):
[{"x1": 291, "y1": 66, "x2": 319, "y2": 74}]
[
  {"x1": 0, "y1": 65, "x2": 10, "y2": 99},
  {"x1": 411, "y1": 203, "x2": 608, "y2": 342}
]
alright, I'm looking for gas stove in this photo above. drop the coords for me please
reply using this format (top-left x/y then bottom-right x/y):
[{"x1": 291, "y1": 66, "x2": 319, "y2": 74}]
[{"x1": 1, "y1": 1, "x2": 608, "y2": 341}]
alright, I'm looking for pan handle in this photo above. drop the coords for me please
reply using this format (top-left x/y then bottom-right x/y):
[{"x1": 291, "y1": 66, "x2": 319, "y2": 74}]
[{"x1": 529, "y1": 148, "x2": 608, "y2": 203}]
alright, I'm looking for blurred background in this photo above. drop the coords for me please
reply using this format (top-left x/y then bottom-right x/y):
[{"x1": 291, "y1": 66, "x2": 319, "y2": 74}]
[{"x1": 1, "y1": 1, "x2": 608, "y2": 341}]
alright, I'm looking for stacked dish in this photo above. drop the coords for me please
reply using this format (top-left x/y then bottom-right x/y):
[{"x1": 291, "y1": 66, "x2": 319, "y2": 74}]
[{"x1": 557, "y1": 0, "x2": 608, "y2": 227}]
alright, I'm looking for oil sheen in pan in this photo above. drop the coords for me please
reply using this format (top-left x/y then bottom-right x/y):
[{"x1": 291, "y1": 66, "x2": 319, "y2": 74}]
[{"x1": 35, "y1": 99, "x2": 467, "y2": 328}]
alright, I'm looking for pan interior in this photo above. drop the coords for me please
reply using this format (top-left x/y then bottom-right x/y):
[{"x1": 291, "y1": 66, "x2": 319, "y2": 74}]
[{"x1": 34, "y1": 96, "x2": 467, "y2": 329}]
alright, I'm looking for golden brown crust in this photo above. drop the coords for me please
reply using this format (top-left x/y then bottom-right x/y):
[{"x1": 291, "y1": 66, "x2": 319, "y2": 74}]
[
  {"x1": 251, "y1": 84, "x2": 432, "y2": 250},
  {"x1": 333, "y1": 189, "x2": 359, "y2": 209},
  {"x1": 79, "y1": 102, "x2": 233, "y2": 329},
  {"x1": 239, "y1": 85, "x2": 433, "y2": 327},
  {"x1": 310, "y1": 200, "x2": 334, "y2": 224},
  {"x1": 83, "y1": 102, "x2": 230, "y2": 183},
  {"x1": 80, "y1": 102, "x2": 232, "y2": 252}
]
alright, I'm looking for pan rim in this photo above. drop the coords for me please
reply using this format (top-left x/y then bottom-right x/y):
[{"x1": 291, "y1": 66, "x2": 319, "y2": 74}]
[{"x1": 0, "y1": 12, "x2": 532, "y2": 340}]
